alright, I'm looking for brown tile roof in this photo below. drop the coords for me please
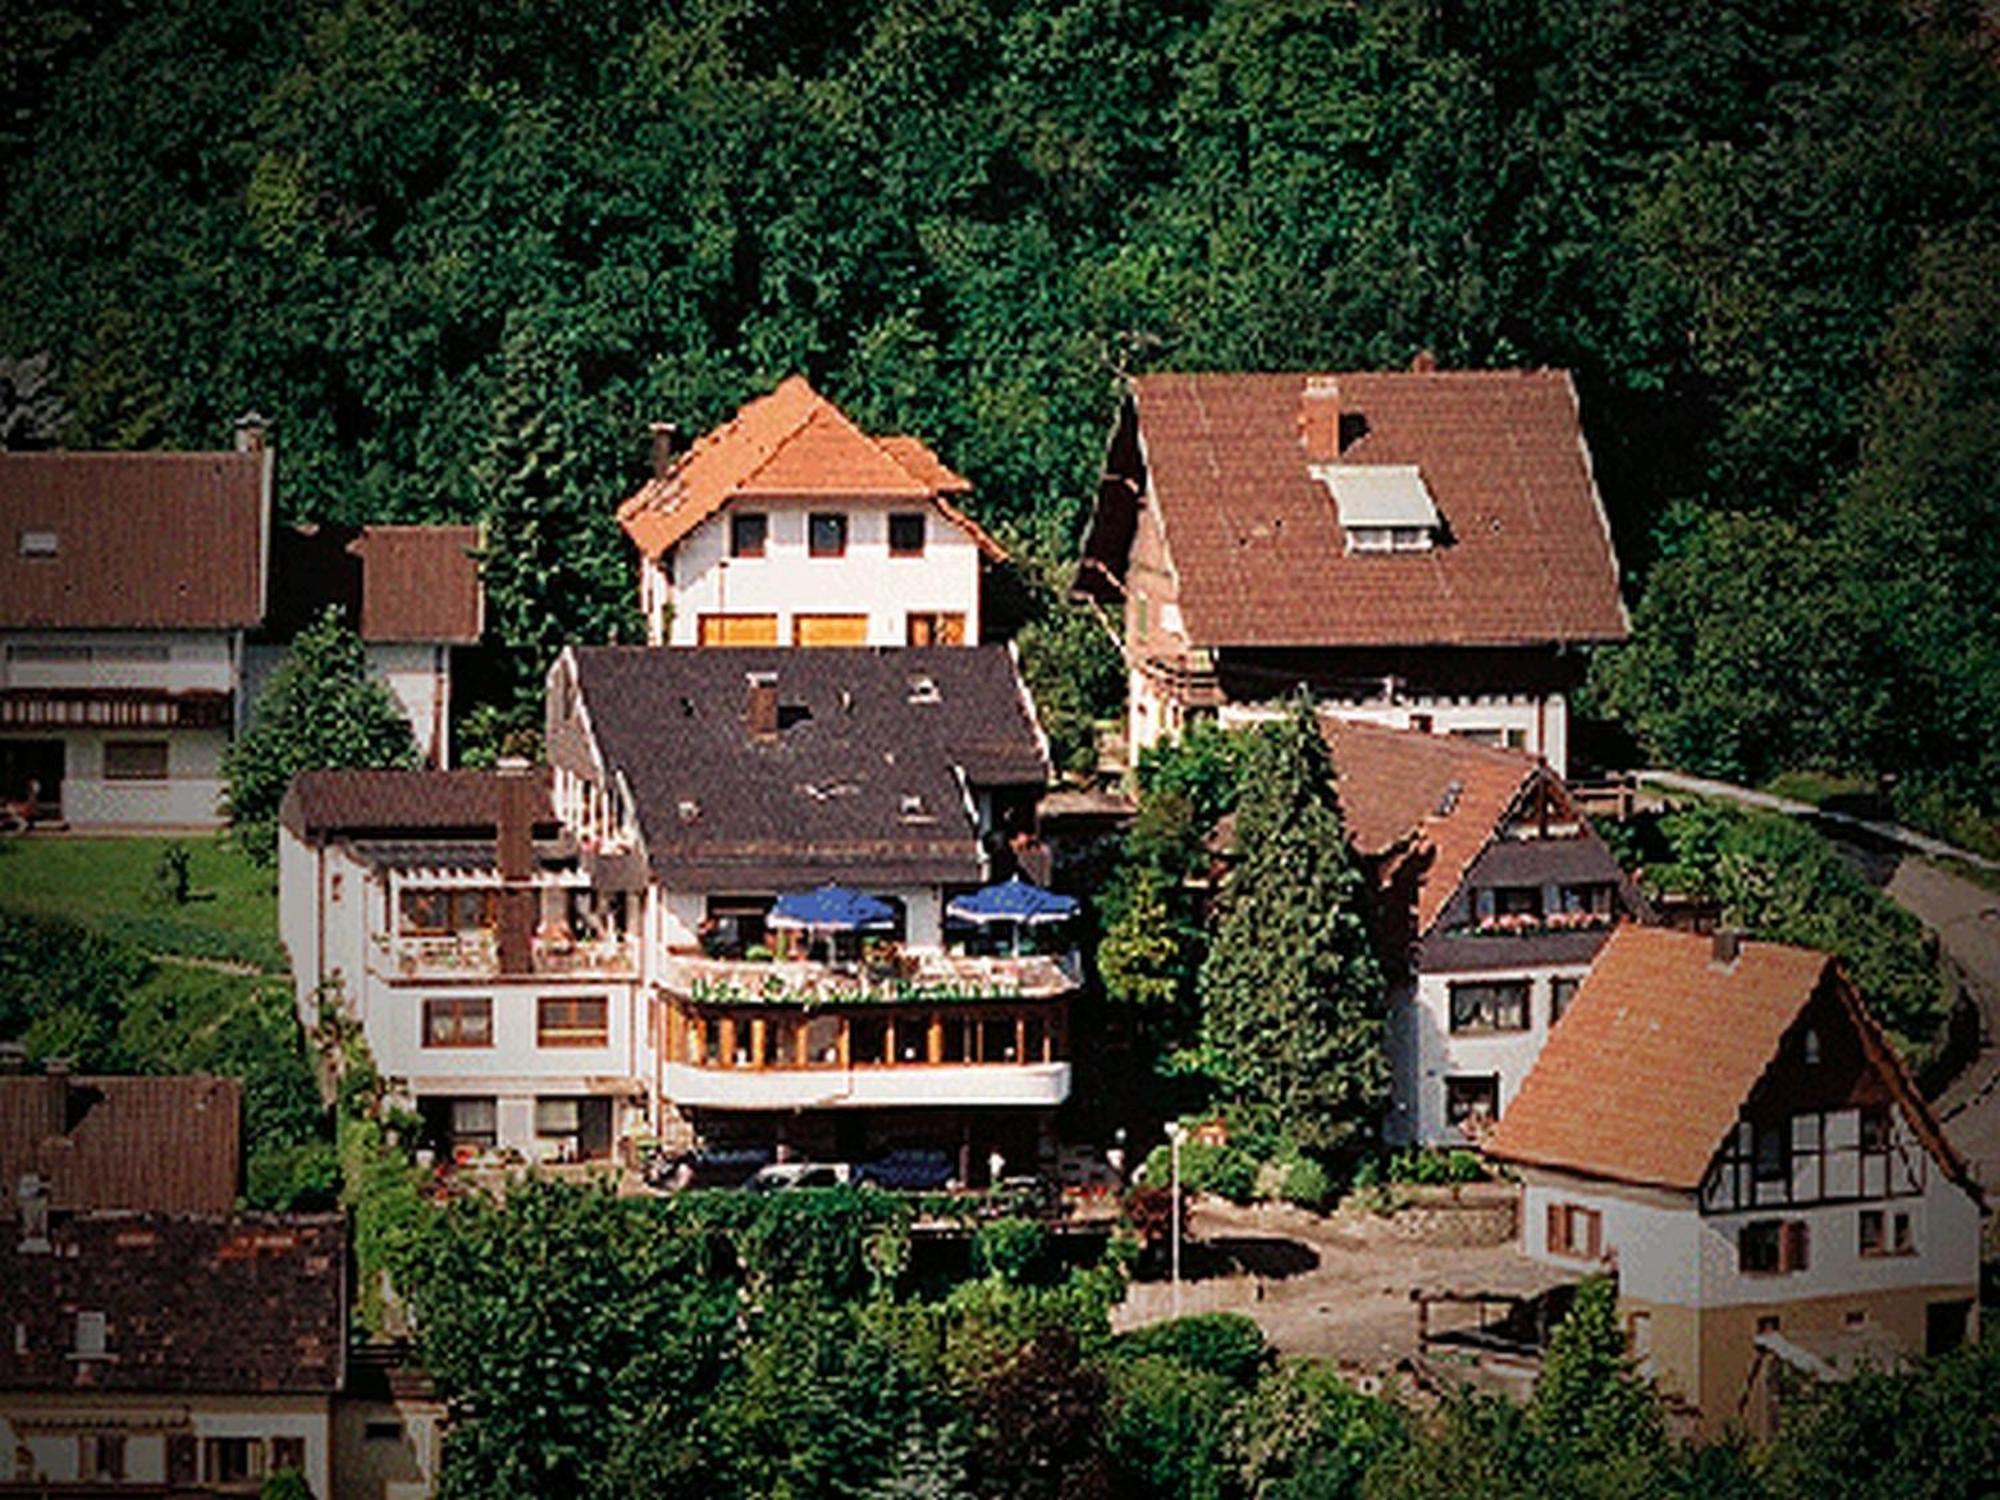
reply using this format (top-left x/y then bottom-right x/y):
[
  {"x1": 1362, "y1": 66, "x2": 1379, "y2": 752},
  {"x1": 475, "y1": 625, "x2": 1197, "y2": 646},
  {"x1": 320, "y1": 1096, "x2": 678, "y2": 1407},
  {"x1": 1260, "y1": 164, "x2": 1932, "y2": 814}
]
[
  {"x1": 564, "y1": 646, "x2": 1049, "y2": 888},
  {"x1": 0, "y1": 1074, "x2": 239, "y2": 1215},
  {"x1": 0, "y1": 1212, "x2": 345, "y2": 1394},
  {"x1": 1125, "y1": 370, "x2": 1627, "y2": 647},
  {"x1": 1318, "y1": 719, "x2": 1541, "y2": 935},
  {"x1": 0, "y1": 451, "x2": 267, "y2": 629},
  {"x1": 349, "y1": 525, "x2": 482, "y2": 643},
  {"x1": 1485, "y1": 927, "x2": 1975, "y2": 1195},
  {"x1": 280, "y1": 767, "x2": 553, "y2": 843},
  {"x1": 267, "y1": 523, "x2": 483, "y2": 644},
  {"x1": 617, "y1": 376, "x2": 1006, "y2": 562}
]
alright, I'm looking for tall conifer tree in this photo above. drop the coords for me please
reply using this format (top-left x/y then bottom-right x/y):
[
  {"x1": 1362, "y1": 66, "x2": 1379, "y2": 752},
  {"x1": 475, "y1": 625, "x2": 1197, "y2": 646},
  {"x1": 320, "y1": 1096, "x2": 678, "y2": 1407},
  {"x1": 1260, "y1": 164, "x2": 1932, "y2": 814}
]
[{"x1": 1195, "y1": 695, "x2": 1386, "y2": 1151}]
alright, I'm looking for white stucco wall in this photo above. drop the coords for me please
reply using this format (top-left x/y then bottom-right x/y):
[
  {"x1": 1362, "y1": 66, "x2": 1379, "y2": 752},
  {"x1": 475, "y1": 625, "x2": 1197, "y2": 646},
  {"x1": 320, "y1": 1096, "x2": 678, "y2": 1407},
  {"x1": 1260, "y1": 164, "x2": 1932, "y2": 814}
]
[
  {"x1": 1220, "y1": 694, "x2": 1569, "y2": 776},
  {"x1": 655, "y1": 500, "x2": 982, "y2": 647},
  {"x1": 368, "y1": 642, "x2": 452, "y2": 768},
  {"x1": 0, "y1": 630, "x2": 234, "y2": 693},
  {"x1": 664, "y1": 1060, "x2": 1071, "y2": 1109},
  {"x1": 1393, "y1": 965, "x2": 1592, "y2": 1147},
  {"x1": 371, "y1": 983, "x2": 637, "y2": 1088},
  {"x1": 1519, "y1": 1172, "x2": 1705, "y2": 1305},
  {"x1": 0, "y1": 1396, "x2": 332, "y2": 1495},
  {"x1": 58, "y1": 727, "x2": 228, "y2": 828}
]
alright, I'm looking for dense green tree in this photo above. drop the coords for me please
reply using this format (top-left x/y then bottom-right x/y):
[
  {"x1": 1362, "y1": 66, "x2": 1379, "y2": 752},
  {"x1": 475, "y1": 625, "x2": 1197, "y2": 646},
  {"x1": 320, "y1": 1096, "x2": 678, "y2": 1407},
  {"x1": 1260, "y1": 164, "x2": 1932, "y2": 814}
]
[
  {"x1": 1232, "y1": 1358, "x2": 1404, "y2": 1500},
  {"x1": 223, "y1": 605, "x2": 418, "y2": 865},
  {"x1": 1528, "y1": 1276, "x2": 1667, "y2": 1489},
  {"x1": 1195, "y1": 698, "x2": 1386, "y2": 1153}
]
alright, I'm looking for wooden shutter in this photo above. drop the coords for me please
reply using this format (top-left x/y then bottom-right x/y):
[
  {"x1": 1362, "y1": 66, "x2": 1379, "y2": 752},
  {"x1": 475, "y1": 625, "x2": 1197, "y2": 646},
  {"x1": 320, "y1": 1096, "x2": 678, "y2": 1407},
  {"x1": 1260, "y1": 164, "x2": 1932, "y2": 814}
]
[
  {"x1": 167, "y1": 1434, "x2": 197, "y2": 1484},
  {"x1": 697, "y1": 614, "x2": 779, "y2": 646},
  {"x1": 1783, "y1": 1220, "x2": 1810, "y2": 1273},
  {"x1": 1546, "y1": 1202, "x2": 1566, "y2": 1254},
  {"x1": 792, "y1": 613, "x2": 869, "y2": 646},
  {"x1": 1583, "y1": 1208, "x2": 1602, "y2": 1260}
]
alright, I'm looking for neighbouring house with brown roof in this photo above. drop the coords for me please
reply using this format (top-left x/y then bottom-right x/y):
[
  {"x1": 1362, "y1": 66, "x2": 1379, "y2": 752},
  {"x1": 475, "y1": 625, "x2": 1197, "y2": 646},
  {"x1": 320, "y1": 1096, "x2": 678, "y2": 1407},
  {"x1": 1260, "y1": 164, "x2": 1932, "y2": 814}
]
[
  {"x1": 0, "y1": 424, "x2": 485, "y2": 827},
  {"x1": 0, "y1": 1209, "x2": 346, "y2": 1495},
  {"x1": 0, "y1": 1063, "x2": 241, "y2": 1216},
  {"x1": 274, "y1": 764, "x2": 648, "y2": 1168},
  {"x1": 1076, "y1": 364, "x2": 1629, "y2": 774},
  {"x1": 618, "y1": 376, "x2": 1007, "y2": 649},
  {"x1": 252, "y1": 522, "x2": 485, "y2": 769},
  {"x1": 0, "y1": 423, "x2": 273, "y2": 827},
  {"x1": 1486, "y1": 925, "x2": 1983, "y2": 1438},
  {"x1": 1213, "y1": 717, "x2": 1645, "y2": 1147}
]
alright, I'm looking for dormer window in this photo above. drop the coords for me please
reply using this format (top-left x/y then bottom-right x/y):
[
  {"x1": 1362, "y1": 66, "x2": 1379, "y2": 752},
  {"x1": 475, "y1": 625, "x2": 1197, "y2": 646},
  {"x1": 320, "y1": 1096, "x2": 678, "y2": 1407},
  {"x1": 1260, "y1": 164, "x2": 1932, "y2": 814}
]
[
  {"x1": 74, "y1": 1311, "x2": 107, "y2": 1358},
  {"x1": 17, "y1": 529, "x2": 57, "y2": 558},
  {"x1": 1314, "y1": 465, "x2": 1440, "y2": 553}
]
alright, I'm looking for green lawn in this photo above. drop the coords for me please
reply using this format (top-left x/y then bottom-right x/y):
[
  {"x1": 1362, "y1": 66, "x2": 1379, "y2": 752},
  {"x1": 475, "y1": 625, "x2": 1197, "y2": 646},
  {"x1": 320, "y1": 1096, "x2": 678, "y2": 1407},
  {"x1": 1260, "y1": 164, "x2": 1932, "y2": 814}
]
[{"x1": 0, "y1": 835, "x2": 285, "y2": 972}]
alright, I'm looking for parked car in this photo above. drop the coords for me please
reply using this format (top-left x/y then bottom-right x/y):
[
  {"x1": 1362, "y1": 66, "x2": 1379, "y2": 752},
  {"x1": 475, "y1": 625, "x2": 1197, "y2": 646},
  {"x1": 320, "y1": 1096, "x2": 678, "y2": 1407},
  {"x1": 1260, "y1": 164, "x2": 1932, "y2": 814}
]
[
  {"x1": 745, "y1": 1161, "x2": 854, "y2": 1192},
  {"x1": 645, "y1": 1146, "x2": 771, "y2": 1192},
  {"x1": 855, "y1": 1148, "x2": 956, "y2": 1192}
]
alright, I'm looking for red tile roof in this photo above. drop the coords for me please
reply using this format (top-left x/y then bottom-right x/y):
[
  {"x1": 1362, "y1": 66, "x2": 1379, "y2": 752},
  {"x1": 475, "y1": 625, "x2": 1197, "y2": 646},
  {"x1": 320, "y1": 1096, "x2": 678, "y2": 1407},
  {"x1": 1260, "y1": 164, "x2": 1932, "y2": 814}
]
[
  {"x1": 0, "y1": 451, "x2": 267, "y2": 629},
  {"x1": 0, "y1": 1074, "x2": 240, "y2": 1215},
  {"x1": 618, "y1": 376, "x2": 1006, "y2": 562},
  {"x1": 1485, "y1": 927, "x2": 1973, "y2": 1194},
  {"x1": 0, "y1": 1212, "x2": 345, "y2": 1394},
  {"x1": 1128, "y1": 370, "x2": 1627, "y2": 647}
]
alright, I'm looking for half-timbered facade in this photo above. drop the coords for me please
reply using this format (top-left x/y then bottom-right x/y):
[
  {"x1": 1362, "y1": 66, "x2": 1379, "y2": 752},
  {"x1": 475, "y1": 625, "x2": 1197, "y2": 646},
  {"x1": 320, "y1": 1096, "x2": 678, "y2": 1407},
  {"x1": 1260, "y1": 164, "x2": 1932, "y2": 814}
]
[{"x1": 1487, "y1": 926, "x2": 1983, "y2": 1437}]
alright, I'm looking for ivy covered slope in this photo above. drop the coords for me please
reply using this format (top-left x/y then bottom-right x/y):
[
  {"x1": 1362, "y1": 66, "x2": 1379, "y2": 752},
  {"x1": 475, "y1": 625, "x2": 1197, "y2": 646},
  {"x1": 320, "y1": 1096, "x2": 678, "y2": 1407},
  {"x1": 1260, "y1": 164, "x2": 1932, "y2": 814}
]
[{"x1": 5, "y1": 0, "x2": 1999, "y2": 814}]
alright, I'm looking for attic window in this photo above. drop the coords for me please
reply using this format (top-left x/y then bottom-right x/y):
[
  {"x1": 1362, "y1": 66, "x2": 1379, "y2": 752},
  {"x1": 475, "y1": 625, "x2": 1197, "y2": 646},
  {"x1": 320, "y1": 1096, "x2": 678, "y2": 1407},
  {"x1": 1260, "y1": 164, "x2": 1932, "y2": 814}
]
[
  {"x1": 74, "y1": 1311, "x2": 107, "y2": 1358},
  {"x1": 1314, "y1": 465, "x2": 1439, "y2": 553},
  {"x1": 900, "y1": 794, "x2": 934, "y2": 823},
  {"x1": 906, "y1": 674, "x2": 940, "y2": 704},
  {"x1": 17, "y1": 529, "x2": 57, "y2": 559},
  {"x1": 1435, "y1": 780, "x2": 1463, "y2": 817},
  {"x1": 677, "y1": 799, "x2": 700, "y2": 824}
]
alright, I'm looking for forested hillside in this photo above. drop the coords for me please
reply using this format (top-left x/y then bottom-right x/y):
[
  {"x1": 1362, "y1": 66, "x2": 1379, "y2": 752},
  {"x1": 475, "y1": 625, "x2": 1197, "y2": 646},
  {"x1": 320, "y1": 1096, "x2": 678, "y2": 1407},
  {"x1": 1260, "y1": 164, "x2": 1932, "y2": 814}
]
[{"x1": 4, "y1": 0, "x2": 1996, "y2": 820}]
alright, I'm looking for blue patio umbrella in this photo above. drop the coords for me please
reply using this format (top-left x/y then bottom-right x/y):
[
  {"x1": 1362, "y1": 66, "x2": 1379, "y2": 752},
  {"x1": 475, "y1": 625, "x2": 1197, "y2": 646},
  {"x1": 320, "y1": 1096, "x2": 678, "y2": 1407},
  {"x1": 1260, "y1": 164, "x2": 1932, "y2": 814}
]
[
  {"x1": 768, "y1": 883, "x2": 898, "y2": 931},
  {"x1": 946, "y1": 876, "x2": 1078, "y2": 927}
]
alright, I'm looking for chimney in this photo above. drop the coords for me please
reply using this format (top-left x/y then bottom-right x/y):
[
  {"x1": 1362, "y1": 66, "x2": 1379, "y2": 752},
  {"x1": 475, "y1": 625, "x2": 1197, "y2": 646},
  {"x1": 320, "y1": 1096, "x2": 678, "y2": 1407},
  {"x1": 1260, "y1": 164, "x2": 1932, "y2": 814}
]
[
  {"x1": 495, "y1": 761, "x2": 536, "y2": 976},
  {"x1": 0, "y1": 1042, "x2": 24, "y2": 1075},
  {"x1": 17, "y1": 1174, "x2": 50, "y2": 1252},
  {"x1": 649, "y1": 421, "x2": 680, "y2": 478},
  {"x1": 43, "y1": 1057, "x2": 72, "y2": 1139},
  {"x1": 1409, "y1": 349, "x2": 1437, "y2": 374},
  {"x1": 1711, "y1": 927, "x2": 1744, "y2": 967},
  {"x1": 1299, "y1": 376, "x2": 1341, "y2": 461},
  {"x1": 746, "y1": 672, "x2": 779, "y2": 742},
  {"x1": 233, "y1": 412, "x2": 268, "y2": 453}
]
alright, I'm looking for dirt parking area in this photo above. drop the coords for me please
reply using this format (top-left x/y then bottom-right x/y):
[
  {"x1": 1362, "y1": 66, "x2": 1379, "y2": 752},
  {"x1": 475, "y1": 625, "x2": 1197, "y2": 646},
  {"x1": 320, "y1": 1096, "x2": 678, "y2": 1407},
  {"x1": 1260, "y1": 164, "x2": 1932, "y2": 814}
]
[{"x1": 1114, "y1": 1196, "x2": 1574, "y2": 1378}]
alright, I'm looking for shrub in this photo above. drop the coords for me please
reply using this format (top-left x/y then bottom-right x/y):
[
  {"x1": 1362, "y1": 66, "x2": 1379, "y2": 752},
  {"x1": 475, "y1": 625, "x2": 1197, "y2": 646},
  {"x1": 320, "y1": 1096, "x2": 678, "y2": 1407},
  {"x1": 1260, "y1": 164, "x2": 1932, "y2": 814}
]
[
  {"x1": 975, "y1": 1216, "x2": 1052, "y2": 1287},
  {"x1": 1281, "y1": 1157, "x2": 1335, "y2": 1209},
  {"x1": 1113, "y1": 1314, "x2": 1270, "y2": 1387}
]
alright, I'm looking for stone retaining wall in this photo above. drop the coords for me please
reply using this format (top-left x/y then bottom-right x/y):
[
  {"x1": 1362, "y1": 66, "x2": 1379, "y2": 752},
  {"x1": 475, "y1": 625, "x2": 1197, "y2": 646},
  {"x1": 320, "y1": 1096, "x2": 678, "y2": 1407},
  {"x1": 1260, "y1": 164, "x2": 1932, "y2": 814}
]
[{"x1": 1374, "y1": 1182, "x2": 1518, "y2": 1246}]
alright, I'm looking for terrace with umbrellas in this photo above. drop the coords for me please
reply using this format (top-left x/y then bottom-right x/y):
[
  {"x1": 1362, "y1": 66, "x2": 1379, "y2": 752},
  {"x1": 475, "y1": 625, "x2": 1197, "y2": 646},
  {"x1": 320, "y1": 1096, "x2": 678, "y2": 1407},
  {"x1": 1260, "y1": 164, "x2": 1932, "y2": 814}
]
[{"x1": 660, "y1": 876, "x2": 1081, "y2": 1088}]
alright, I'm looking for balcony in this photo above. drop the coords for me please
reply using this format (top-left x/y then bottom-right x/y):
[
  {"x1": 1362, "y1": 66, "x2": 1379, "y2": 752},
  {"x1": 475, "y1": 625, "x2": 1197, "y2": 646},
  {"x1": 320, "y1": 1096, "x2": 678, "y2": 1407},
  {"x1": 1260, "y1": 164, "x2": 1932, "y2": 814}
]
[
  {"x1": 659, "y1": 948, "x2": 1079, "y2": 1005},
  {"x1": 381, "y1": 930, "x2": 639, "y2": 980}
]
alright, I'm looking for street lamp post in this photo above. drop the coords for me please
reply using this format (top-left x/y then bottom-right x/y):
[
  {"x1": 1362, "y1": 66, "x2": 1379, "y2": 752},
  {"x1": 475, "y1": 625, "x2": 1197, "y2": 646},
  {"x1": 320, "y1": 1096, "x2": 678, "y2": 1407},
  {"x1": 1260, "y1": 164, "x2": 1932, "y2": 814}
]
[{"x1": 1164, "y1": 1121, "x2": 1185, "y2": 1319}]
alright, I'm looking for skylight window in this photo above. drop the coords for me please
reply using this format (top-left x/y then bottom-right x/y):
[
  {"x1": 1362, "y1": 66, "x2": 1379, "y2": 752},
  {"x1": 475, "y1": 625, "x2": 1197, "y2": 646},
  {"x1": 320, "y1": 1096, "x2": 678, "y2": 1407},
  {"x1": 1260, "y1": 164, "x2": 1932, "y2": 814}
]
[
  {"x1": 1314, "y1": 465, "x2": 1440, "y2": 553},
  {"x1": 17, "y1": 529, "x2": 57, "y2": 558}
]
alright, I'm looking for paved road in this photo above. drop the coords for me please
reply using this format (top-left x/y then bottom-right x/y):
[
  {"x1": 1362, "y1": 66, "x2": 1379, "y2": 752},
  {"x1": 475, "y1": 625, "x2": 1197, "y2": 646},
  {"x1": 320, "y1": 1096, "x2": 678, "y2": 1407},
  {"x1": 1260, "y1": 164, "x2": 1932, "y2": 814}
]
[{"x1": 1640, "y1": 770, "x2": 2000, "y2": 872}]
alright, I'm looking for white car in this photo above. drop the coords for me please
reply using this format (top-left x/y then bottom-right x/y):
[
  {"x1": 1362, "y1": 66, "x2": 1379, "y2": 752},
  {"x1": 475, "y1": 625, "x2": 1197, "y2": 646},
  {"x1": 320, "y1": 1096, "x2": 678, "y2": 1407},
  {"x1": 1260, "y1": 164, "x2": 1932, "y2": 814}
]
[{"x1": 744, "y1": 1161, "x2": 853, "y2": 1192}]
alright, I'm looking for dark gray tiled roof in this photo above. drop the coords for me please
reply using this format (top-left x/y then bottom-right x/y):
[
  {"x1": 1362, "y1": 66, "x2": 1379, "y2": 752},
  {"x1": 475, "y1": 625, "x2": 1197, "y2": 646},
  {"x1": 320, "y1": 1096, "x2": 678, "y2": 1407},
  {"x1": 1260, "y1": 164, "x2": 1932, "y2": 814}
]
[{"x1": 565, "y1": 647, "x2": 1048, "y2": 888}]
